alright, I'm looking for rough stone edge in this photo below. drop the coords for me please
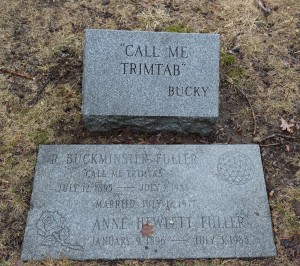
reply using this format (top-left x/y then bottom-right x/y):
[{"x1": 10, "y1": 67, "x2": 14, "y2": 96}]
[{"x1": 83, "y1": 115, "x2": 217, "y2": 135}]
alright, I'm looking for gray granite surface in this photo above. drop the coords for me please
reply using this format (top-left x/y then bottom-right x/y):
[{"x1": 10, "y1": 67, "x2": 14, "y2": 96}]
[
  {"x1": 22, "y1": 144, "x2": 276, "y2": 260},
  {"x1": 82, "y1": 30, "x2": 219, "y2": 134}
]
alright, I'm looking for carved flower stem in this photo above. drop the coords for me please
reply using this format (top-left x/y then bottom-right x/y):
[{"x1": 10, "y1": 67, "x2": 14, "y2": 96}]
[{"x1": 52, "y1": 233, "x2": 83, "y2": 251}]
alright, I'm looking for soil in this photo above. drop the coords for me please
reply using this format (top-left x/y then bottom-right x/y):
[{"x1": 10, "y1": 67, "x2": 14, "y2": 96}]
[{"x1": 0, "y1": 0, "x2": 299, "y2": 265}]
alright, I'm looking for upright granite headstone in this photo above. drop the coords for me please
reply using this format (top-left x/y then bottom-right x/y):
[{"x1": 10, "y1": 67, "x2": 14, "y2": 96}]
[
  {"x1": 82, "y1": 30, "x2": 219, "y2": 134},
  {"x1": 22, "y1": 144, "x2": 276, "y2": 260}
]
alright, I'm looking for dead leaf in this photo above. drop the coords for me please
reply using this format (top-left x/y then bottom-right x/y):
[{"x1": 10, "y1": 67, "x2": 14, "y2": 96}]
[
  {"x1": 280, "y1": 237, "x2": 299, "y2": 248},
  {"x1": 280, "y1": 118, "x2": 294, "y2": 133},
  {"x1": 140, "y1": 223, "x2": 154, "y2": 237},
  {"x1": 285, "y1": 145, "x2": 291, "y2": 152},
  {"x1": 254, "y1": 0, "x2": 272, "y2": 15}
]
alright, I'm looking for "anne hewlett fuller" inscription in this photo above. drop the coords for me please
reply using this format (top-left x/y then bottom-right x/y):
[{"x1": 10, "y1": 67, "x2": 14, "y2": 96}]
[
  {"x1": 91, "y1": 215, "x2": 248, "y2": 249},
  {"x1": 21, "y1": 145, "x2": 276, "y2": 260}
]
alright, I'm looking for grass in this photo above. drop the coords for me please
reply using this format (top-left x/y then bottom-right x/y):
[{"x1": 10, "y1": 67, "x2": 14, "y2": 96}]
[
  {"x1": 164, "y1": 23, "x2": 193, "y2": 33},
  {"x1": 0, "y1": 0, "x2": 300, "y2": 265}
]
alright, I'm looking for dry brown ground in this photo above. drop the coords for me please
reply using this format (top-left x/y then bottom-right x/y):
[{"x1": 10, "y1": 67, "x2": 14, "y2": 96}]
[{"x1": 0, "y1": 0, "x2": 300, "y2": 265}]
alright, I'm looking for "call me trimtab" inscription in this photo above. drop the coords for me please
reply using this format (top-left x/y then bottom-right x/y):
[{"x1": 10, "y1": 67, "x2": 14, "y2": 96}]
[{"x1": 21, "y1": 145, "x2": 276, "y2": 260}]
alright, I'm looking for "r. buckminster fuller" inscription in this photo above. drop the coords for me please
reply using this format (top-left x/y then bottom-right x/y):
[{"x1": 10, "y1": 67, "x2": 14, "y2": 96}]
[
  {"x1": 22, "y1": 145, "x2": 276, "y2": 260},
  {"x1": 50, "y1": 153, "x2": 197, "y2": 165}
]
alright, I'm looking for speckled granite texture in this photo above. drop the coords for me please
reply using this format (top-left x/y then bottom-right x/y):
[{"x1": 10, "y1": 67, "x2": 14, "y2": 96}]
[
  {"x1": 82, "y1": 30, "x2": 219, "y2": 134},
  {"x1": 22, "y1": 144, "x2": 276, "y2": 260}
]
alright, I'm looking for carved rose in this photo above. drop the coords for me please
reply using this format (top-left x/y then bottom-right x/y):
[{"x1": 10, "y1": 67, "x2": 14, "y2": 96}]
[
  {"x1": 36, "y1": 210, "x2": 84, "y2": 251},
  {"x1": 36, "y1": 210, "x2": 66, "y2": 237},
  {"x1": 57, "y1": 226, "x2": 70, "y2": 241}
]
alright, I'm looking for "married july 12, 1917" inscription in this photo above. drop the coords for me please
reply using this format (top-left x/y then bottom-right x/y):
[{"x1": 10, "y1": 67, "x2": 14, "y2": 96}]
[{"x1": 21, "y1": 145, "x2": 276, "y2": 260}]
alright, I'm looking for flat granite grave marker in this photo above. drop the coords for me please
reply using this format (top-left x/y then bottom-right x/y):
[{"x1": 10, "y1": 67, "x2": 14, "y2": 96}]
[
  {"x1": 82, "y1": 30, "x2": 219, "y2": 134},
  {"x1": 22, "y1": 144, "x2": 276, "y2": 260}
]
